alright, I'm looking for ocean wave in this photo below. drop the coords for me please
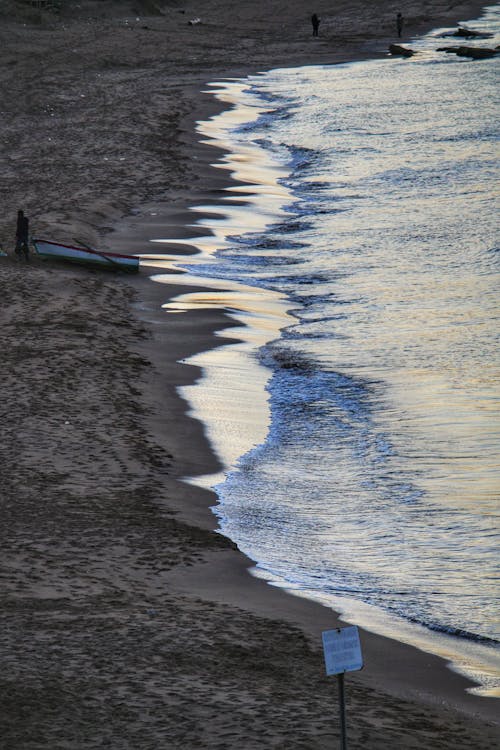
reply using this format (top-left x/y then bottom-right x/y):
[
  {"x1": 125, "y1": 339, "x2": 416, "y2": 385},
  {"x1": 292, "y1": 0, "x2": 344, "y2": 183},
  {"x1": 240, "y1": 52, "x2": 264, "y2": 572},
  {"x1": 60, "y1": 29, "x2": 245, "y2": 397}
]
[
  {"x1": 220, "y1": 252, "x2": 303, "y2": 267},
  {"x1": 261, "y1": 347, "x2": 316, "y2": 373},
  {"x1": 229, "y1": 234, "x2": 306, "y2": 250},
  {"x1": 268, "y1": 219, "x2": 313, "y2": 233},
  {"x1": 406, "y1": 617, "x2": 500, "y2": 646},
  {"x1": 234, "y1": 105, "x2": 295, "y2": 134}
]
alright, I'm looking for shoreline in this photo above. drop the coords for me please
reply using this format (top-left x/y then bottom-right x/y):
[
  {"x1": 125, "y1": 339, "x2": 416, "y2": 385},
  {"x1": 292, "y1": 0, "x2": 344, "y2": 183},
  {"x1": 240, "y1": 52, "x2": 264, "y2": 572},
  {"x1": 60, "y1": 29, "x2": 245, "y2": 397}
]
[
  {"x1": 120, "y1": 261, "x2": 500, "y2": 723},
  {"x1": 172, "y1": 64, "x2": 500, "y2": 700},
  {"x1": 1, "y1": 1, "x2": 498, "y2": 746},
  {"x1": 127, "y1": 262, "x2": 500, "y2": 724},
  {"x1": 120, "y1": 84, "x2": 500, "y2": 719}
]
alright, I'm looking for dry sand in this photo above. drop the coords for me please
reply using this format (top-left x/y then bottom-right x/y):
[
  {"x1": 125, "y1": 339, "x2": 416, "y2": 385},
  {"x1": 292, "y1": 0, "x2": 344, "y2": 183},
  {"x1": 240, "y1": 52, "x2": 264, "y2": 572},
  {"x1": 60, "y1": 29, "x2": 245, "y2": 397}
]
[{"x1": 1, "y1": 1, "x2": 499, "y2": 747}]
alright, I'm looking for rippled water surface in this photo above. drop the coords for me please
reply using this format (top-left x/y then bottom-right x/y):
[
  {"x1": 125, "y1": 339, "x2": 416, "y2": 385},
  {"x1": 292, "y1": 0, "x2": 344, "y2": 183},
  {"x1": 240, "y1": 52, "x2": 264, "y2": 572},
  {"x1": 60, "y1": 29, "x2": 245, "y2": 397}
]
[{"x1": 161, "y1": 7, "x2": 500, "y2": 693}]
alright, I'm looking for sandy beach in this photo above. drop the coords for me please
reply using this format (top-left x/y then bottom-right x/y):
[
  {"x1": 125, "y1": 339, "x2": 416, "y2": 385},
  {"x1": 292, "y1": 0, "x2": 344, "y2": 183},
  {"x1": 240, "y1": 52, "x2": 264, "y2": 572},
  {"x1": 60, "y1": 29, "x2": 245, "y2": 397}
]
[{"x1": 1, "y1": 0, "x2": 499, "y2": 747}]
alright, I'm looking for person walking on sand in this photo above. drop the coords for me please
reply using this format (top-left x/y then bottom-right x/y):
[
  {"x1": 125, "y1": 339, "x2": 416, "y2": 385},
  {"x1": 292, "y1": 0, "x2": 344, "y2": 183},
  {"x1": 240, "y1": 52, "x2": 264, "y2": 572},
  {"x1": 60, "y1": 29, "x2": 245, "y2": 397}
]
[
  {"x1": 311, "y1": 13, "x2": 320, "y2": 37},
  {"x1": 15, "y1": 209, "x2": 30, "y2": 261},
  {"x1": 396, "y1": 12, "x2": 404, "y2": 38}
]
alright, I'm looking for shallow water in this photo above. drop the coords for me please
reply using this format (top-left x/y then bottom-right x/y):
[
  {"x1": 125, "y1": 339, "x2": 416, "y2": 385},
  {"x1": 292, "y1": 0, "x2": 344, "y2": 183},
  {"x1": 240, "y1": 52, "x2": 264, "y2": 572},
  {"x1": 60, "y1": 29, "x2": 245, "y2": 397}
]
[{"x1": 150, "y1": 7, "x2": 500, "y2": 694}]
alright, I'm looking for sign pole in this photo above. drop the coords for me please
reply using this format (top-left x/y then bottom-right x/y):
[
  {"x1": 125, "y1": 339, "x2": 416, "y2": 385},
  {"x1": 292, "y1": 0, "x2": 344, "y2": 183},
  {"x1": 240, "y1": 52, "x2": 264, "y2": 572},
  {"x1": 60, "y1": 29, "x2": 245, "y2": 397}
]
[
  {"x1": 338, "y1": 672, "x2": 347, "y2": 750},
  {"x1": 321, "y1": 626, "x2": 363, "y2": 750}
]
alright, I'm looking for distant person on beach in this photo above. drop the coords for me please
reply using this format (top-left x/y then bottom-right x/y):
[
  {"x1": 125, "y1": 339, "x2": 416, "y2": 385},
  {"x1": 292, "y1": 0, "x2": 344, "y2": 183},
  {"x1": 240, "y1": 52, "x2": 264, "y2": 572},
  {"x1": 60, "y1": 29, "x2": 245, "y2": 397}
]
[
  {"x1": 311, "y1": 13, "x2": 320, "y2": 37},
  {"x1": 396, "y1": 12, "x2": 404, "y2": 38},
  {"x1": 15, "y1": 209, "x2": 30, "y2": 261}
]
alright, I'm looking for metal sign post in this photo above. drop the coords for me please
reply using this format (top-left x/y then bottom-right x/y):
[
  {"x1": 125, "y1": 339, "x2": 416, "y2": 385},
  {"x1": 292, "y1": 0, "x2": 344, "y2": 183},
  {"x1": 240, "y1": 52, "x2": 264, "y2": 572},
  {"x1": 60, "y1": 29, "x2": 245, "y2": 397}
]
[
  {"x1": 338, "y1": 672, "x2": 347, "y2": 750},
  {"x1": 322, "y1": 626, "x2": 363, "y2": 750}
]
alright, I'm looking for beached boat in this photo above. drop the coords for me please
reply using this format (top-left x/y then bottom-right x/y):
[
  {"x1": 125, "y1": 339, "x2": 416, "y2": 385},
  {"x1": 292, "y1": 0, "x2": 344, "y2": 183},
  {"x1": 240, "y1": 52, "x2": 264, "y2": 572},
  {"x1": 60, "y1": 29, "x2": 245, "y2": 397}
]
[{"x1": 32, "y1": 238, "x2": 140, "y2": 273}]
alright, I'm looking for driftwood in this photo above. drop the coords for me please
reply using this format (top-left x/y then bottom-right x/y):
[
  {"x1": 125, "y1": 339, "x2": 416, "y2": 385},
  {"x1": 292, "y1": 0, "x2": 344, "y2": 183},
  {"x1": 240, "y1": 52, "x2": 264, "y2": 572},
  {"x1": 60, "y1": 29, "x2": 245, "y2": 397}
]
[{"x1": 388, "y1": 44, "x2": 416, "y2": 57}]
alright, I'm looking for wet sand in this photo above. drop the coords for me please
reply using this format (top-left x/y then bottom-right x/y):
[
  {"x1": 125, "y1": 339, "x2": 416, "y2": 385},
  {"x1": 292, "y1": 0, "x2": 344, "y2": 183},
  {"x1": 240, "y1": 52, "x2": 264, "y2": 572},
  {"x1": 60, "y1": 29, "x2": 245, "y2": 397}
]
[{"x1": 1, "y1": 1, "x2": 499, "y2": 747}]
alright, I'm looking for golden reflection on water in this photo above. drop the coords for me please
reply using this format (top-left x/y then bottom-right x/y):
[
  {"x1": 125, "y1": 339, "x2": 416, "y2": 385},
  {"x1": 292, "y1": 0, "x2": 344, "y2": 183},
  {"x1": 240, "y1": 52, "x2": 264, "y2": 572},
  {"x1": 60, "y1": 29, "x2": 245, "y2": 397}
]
[
  {"x1": 145, "y1": 82, "x2": 300, "y2": 480},
  {"x1": 324, "y1": 248, "x2": 500, "y2": 514},
  {"x1": 153, "y1": 272, "x2": 294, "y2": 482}
]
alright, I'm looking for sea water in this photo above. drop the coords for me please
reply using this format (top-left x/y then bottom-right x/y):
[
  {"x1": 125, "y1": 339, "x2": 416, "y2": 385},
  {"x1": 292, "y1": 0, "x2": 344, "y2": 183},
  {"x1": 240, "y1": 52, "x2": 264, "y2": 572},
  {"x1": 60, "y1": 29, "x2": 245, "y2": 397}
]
[{"x1": 153, "y1": 7, "x2": 500, "y2": 694}]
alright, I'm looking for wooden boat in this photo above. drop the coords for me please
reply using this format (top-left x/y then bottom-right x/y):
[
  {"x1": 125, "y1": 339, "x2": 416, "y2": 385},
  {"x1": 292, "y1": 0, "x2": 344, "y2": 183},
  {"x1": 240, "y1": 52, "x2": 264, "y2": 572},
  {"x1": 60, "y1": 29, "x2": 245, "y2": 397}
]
[{"x1": 32, "y1": 238, "x2": 139, "y2": 273}]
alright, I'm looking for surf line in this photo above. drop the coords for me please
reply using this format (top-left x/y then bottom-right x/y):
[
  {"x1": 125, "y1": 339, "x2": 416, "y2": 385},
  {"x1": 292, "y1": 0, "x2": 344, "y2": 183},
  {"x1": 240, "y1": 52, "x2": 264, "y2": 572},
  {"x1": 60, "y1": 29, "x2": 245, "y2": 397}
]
[{"x1": 149, "y1": 78, "x2": 298, "y2": 490}]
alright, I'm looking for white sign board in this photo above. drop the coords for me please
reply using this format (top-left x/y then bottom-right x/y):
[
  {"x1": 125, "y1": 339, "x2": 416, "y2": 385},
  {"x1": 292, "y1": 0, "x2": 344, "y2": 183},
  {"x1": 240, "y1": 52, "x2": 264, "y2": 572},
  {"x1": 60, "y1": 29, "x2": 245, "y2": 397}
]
[{"x1": 322, "y1": 626, "x2": 363, "y2": 676}]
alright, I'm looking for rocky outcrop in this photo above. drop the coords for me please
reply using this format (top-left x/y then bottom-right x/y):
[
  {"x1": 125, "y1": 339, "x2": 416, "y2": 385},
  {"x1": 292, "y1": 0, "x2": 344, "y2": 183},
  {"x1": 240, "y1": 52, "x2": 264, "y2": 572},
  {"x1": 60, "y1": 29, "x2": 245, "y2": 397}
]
[
  {"x1": 441, "y1": 26, "x2": 493, "y2": 39},
  {"x1": 437, "y1": 45, "x2": 499, "y2": 59},
  {"x1": 453, "y1": 26, "x2": 493, "y2": 39},
  {"x1": 388, "y1": 44, "x2": 416, "y2": 57}
]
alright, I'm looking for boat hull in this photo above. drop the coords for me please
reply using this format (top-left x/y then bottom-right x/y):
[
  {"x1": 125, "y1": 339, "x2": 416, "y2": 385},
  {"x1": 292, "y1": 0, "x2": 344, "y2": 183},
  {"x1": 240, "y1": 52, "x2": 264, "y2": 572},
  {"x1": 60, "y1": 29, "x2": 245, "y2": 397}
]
[{"x1": 33, "y1": 239, "x2": 139, "y2": 272}]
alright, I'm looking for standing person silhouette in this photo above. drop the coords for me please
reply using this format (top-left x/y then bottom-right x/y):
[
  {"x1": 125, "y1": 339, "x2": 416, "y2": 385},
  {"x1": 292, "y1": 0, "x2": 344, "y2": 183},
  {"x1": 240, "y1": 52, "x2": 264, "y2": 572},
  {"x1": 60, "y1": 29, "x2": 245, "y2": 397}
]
[
  {"x1": 396, "y1": 12, "x2": 404, "y2": 38},
  {"x1": 15, "y1": 209, "x2": 30, "y2": 261},
  {"x1": 311, "y1": 13, "x2": 320, "y2": 37}
]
